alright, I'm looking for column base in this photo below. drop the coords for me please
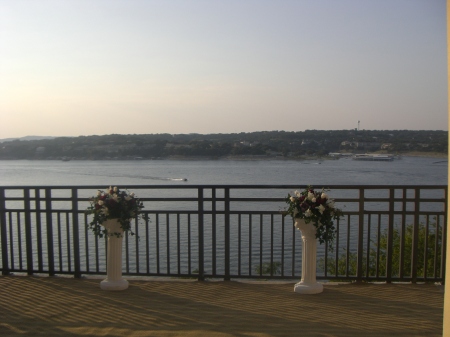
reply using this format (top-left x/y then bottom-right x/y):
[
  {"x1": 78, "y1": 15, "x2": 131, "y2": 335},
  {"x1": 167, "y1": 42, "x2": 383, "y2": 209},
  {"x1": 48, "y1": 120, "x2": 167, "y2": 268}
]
[
  {"x1": 100, "y1": 278, "x2": 129, "y2": 291},
  {"x1": 294, "y1": 281, "x2": 323, "y2": 294}
]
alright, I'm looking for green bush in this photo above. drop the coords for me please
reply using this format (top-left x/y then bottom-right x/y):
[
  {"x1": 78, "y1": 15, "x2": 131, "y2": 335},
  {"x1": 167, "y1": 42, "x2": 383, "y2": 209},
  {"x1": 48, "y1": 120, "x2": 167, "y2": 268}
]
[
  {"x1": 320, "y1": 219, "x2": 443, "y2": 279},
  {"x1": 254, "y1": 262, "x2": 282, "y2": 276}
]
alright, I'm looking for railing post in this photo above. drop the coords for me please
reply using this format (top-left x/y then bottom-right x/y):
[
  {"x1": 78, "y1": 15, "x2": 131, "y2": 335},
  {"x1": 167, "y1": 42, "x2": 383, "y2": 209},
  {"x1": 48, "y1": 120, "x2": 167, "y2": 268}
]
[
  {"x1": 411, "y1": 188, "x2": 420, "y2": 283},
  {"x1": 386, "y1": 188, "x2": 395, "y2": 283},
  {"x1": 0, "y1": 188, "x2": 10, "y2": 275},
  {"x1": 24, "y1": 188, "x2": 33, "y2": 275},
  {"x1": 224, "y1": 187, "x2": 230, "y2": 281},
  {"x1": 45, "y1": 188, "x2": 55, "y2": 276},
  {"x1": 356, "y1": 188, "x2": 364, "y2": 282},
  {"x1": 71, "y1": 188, "x2": 81, "y2": 278},
  {"x1": 197, "y1": 188, "x2": 205, "y2": 281}
]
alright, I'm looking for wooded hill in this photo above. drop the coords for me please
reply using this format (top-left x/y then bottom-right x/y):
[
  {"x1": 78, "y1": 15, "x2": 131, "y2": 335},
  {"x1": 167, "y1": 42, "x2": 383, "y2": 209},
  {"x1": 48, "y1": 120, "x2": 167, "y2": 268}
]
[{"x1": 0, "y1": 130, "x2": 447, "y2": 160}]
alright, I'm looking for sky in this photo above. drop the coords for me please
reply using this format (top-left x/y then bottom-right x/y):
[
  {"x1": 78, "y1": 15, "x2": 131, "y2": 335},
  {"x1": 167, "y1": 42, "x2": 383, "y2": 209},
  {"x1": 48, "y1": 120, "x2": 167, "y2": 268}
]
[{"x1": 0, "y1": 0, "x2": 447, "y2": 139}]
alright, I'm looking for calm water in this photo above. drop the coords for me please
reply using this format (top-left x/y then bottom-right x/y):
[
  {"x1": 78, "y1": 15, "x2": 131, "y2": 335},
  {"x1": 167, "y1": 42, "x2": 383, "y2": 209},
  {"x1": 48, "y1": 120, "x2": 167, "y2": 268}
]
[{"x1": 0, "y1": 156, "x2": 447, "y2": 186}]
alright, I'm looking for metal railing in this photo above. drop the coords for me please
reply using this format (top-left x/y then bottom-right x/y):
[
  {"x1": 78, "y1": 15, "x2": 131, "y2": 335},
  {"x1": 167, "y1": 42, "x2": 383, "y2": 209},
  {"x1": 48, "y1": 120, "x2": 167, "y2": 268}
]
[{"x1": 0, "y1": 185, "x2": 447, "y2": 283}]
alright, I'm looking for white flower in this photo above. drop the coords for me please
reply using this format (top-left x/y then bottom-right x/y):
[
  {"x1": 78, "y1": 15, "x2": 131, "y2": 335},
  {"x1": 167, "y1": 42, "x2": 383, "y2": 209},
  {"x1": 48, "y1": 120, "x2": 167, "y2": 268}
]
[
  {"x1": 290, "y1": 196, "x2": 296, "y2": 202},
  {"x1": 321, "y1": 192, "x2": 328, "y2": 199},
  {"x1": 101, "y1": 207, "x2": 109, "y2": 216},
  {"x1": 125, "y1": 196, "x2": 132, "y2": 201},
  {"x1": 130, "y1": 192, "x2": 135, "y2": 197},
  {"x1": 112, "y1": 194, "x2": 119, "y2": 201},
  {"x1": 98, "y1": 200, "x2": 104, "y2": 206},
  {"x1": 311, "y1": 197, "x2": 316, "y2": 203},
  {"x1": 295, "y1": 190, "x2": 300, "y2": 197},
  {"x1": 318, "y1": 204, "x2": 325, "y2": 214},
  {"x1": 307, "y1": 192, "x2": 315, "y2": 200},
  {"x1": 305, "y1": 209, "x2": 312, "y2": 217},
  {"x1": 114, "y1": 186, "x2": 118, "y2": 192},
  {"x1": 97, "y1": 191, "x2": 102, "y2": 196}
]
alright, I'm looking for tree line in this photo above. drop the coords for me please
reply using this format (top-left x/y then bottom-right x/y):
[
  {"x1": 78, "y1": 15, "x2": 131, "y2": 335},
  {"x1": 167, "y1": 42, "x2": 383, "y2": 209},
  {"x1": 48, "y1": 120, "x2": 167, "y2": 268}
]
[{"x1": 0, "y1": 130, "x2": 447, "y2": 160}]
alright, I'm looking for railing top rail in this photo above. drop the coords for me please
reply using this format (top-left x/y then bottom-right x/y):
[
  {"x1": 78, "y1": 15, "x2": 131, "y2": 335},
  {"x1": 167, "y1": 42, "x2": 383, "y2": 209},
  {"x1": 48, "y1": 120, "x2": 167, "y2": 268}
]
[{"x1": 0, "y1": 184, "x2": 447, "y2": 190}]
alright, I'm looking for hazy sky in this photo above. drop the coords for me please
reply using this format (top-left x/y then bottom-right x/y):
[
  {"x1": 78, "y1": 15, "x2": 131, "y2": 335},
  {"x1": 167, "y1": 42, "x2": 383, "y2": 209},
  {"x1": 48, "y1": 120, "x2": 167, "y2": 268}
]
[{"x1": 0, "y1": 0, "x2": 447, "y2": 138}]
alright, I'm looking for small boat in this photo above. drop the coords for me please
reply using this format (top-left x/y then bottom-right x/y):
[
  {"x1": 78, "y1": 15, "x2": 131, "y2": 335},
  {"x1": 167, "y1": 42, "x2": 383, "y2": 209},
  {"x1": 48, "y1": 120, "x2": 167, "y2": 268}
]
[{"x1": 352, "y1": 154, "x2": 394, "y2": 161}]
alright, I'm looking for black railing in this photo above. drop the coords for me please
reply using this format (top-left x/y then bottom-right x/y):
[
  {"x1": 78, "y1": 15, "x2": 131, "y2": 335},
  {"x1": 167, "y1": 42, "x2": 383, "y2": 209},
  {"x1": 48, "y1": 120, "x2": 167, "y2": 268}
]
[{"x1": 0, "y1": 185, "x2": 447, "y2": 283}]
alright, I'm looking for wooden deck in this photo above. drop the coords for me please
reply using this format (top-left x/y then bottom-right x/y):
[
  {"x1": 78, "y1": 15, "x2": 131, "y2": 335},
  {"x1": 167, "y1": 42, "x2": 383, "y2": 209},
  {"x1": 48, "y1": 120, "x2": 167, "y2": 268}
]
[{"x1": 0, "y1": 275, "x2": 444, "y2": 337}]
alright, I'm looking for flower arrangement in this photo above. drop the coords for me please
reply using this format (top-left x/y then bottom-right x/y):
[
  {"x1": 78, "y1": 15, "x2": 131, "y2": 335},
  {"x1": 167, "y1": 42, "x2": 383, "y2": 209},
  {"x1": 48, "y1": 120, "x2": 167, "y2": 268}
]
[
  {"x1": 285, "y1": 186, "x2": 343, "y2": 245},
  {"x1": 86, "y1": 186, "x2": 144, "y2": 237}
]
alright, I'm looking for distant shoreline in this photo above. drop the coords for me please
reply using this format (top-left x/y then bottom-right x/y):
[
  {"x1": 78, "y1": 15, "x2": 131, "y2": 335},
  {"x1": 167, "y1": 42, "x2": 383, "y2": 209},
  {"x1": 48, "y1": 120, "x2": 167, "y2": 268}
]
[
  {"x1": 0, "y1": 152, "x2": 446, "y2": 161},
  {"x1": 161, "y1": 151, "x2": 449, "y2": 161}
]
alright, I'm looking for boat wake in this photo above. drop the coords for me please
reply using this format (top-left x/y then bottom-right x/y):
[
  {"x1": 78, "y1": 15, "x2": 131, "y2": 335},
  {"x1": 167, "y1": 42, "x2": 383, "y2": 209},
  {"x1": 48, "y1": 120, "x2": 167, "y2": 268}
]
[
  {"x1": 107, "y1": 174, "x2": 188, "y2": 182},
  {"x1": 31, "y1": 167, "x2": 188, "y2": 182}
]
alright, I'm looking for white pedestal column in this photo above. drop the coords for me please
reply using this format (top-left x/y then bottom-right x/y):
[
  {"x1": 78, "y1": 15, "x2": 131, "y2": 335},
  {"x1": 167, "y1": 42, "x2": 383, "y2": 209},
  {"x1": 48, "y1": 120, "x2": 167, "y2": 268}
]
[
  {"x1": 100, "y1": 219, "x2": 129, "y2": 291},
  {"x1": 294, "y1": 219, "x2": 323, "y2": 294}
]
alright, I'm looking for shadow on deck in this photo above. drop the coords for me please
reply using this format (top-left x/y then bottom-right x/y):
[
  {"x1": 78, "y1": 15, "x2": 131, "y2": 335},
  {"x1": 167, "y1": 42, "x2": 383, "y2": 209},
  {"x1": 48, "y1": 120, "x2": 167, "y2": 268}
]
[{"x1": 0, "y1": 275, "x2": 444, "y2": 337}]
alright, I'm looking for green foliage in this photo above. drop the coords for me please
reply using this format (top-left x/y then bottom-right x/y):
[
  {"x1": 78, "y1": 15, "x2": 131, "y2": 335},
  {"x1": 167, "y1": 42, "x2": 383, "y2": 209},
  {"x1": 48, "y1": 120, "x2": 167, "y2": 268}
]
[
  {"x1": 320, "y1": 220, "x2": 443, "y2": 279},
  {"x1": 254, "y1": 262, "x2": 282, "y2": 276},
  {"x1": 0, "y1": 130, "x2": 447, "y2": 159}
]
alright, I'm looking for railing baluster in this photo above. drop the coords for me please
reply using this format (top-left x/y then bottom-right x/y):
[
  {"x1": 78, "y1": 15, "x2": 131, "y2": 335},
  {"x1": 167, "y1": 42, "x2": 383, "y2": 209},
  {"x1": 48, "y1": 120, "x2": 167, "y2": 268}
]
[
  {"x1": 156, "y1": 213, "x2": 160, "y2": 274},
  {"x1": 71, "y1": 188, "x2": 81, "y2": 278},
  {"x1": 166, "y1": 213, "x2": 170, "y2": 274},
  {"x1": 84, "y1": 213, "x2": 90, "y2": 273},
  {"x1": 125, "y1": 231, "x2": 130, "y2": 274},
  {"x1": 376, "y1": 214, "x2": 381, "y2": 278},
  {"x1": 145, "y1": 214, "x2": 150, "y2": 274},
  {"x1": 197, "y1": 188, "x2": 204, "y2": 281},
  {"x1": 291, "y1": 218, "x2": 295, "y2": 277},
  {"x1": 441, "y1": 187, "x2": 447, "y2": 285},
  {"x1": 411, "y1": 188, "x2": 420, "y2": 283},
  {"x1": 335, "y1": 218, "x2": 339, "y2": 278},
  {"x1": 177, "y1": 213, "x2": 181, "y2": 275},
  {"x1": 188, "y1": 214, "x2": 191, "y2": 274},
  {"x1": 135, "y1": 217, "x2": 139, "y2": 274},
  {"x1": 212, "y1": 188, "x2": 216, "y2": 276},
  {"x1": 281, "y1": 214, "x2": 285, "y2": 277},
  {"x1": 259, "y1": 214, "x2": 263, "y2": 277},
  {"x1": 8, "y1": 212, "x2": 14, "y2": 271},
  {"x1": 24, "y1": 189, "x2": 33, "y2": 275},
  {"x1": 434, "y1": 215, "x2": 440, "y2": 280},
  {"x1": 346, "y1": 215, "x2": 350, "y2": 278},
  {"x1": 366, "y1": 215, "x2": 371, "y2": 278},
  {"x1": 249, "y1": 214, "x2": 252, "y2": 276},
  {"x1": 35, "y1": 189, "x2": 43, "y2": 272},
  {"x1": 94, "y1": 225, "x2": 100, "y2": 273},
  {"x1": 424, "y1": 215, "x2": 430, "y2": 281},
  {"x1": 45, "y1": 188, "x2": 55, "y2": 276},
  {"x1": 270, "y1": 214, "x2": 274, "y2": 277},
  {"x1": 66, "y1": 212, "x2": 71, "y2": 273},
  {"x1": 57, "y1": 212, "x2": 62, "y2": 272},
  {"x1": 386, "y1": 188, "x2": 395, "y2": 283},
  {"x1": 399, "y1": 188, "x2": 407, "y2": 279},
  {"x1": 224, "y1": 187, "x2": 231, "y2": 280},
  {"x1": 238, "y1": 214, "x2": 241, "y2": 276},
  {"x1": 357, "y1": 188, "x2": 364, "y2": 282}
]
